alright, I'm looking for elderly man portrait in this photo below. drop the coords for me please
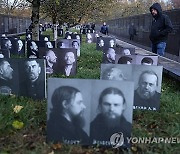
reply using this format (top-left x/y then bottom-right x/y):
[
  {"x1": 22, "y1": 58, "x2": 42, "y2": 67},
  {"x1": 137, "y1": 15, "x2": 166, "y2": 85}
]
[
  {"x1": 1, "y1": 38, "x2": 12, "y2": 58},
  {"x1": 90, "y1": 87, "x2": 131, "y2": 147},
  {"x1": 19, "y1": 59, "x2": 45, "y2": 100},
  {"x1": 47, "y1": 86, "x2": 89, "y2": 144},
  {"x1": 27, "y1": 41, "x2": 39, "y2": 58},
  {"x1": 103, "y1": 48, "x2": 116, "y2": 64},
  {"x1": 101, "y1": 67, "x2": 127, "y2": 81},
  {"x1": 134, "y1": 70, "x2": 161, "y2": 110},
  {"x1": 44, "y1": 50, "x2": 57, "y2": 74},
  {"x1": 0, "y1": 60, "x2": 14, "y2": 95},
  {"x1": 62, "y1": 51, "x2": 76, "y2": 76}
]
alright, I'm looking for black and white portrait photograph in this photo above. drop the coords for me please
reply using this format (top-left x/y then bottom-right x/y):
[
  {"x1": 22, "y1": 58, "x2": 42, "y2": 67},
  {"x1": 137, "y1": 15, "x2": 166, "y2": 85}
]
[
  {"x1": 11, "y1": 39, "x2": 25, "y2": 56},
  {"x1": 47, "y1": 78, "x2": 91, "y2": 145},
  {"x1": 39, "y1": 48, "x2": 58, "y2": 75},
  {"x1": 133, "y1": 65, "x2": 163, "y2": 111},
  {"x1": 90, "y1": 80, "x2": 134, "y2": 148},
  {"x1": 120, "y1": 47, "x2": 136, "y2": 55},
  {"x1": 18, "y1": 59, "x2": 46, "y2": 100},
  {"x1": 115, "y1": 54, "x2": 136, "y2": 64},
  {"x1": 135, "y1": 55, "x2": 158, "y2": 65},
  {"x1": 59, "y1": 49, "x2": 77, "y2": 76},
  {"x1": 26, "y1": 29, "x2": 32, "y2": 41},
  {"x1": 103, "y1": 37, "x2": 116, "y2": 49},
  {"x1": 0, "y1": 59, "x2": 19, "y2": 95},
  {"x1": 72, "y1": 34, "x2": 82, "y2": 42},
  {"x1": 57, "y1": 28, "x2": 63, "y2": 37},
  {"x1": 70, "y1": 39, "x2": 81, "y2": 57},
  {"x1": 102, "y1": 47, "x2": 117, "y2": 64},
  {"x1": 57, "y1": 39, "x2": 70, "y2": 49},
  {"x1": 0, "y1": 38, "x2": 12, "y2": 58},
  {"x1": 27, "y1": 41, "x2": 39, "y2": 58},
  {"x1": 96, "y1": 37, "x2": 105, "y2": 51},
  {"x1": 1, "y1": 37, "x2": 12, "y2": 51},
  {"x1": 86, "y1": 33, "x2": 94, "y2": 44},
  {"x1": 37, "y1": 41, "x2": 55, "y2": 49},
  {"x1": 39, "y1": 35, "x2": 50, "y2": 41},
  {"x1": 100, "y1": 64, "x2": 133, "y2": 81}
]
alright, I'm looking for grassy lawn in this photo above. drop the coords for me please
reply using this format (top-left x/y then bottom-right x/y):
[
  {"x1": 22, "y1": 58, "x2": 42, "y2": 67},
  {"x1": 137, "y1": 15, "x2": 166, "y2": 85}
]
[{"x1": 0, "y1": 30, "x2": 180, "y2": 153}]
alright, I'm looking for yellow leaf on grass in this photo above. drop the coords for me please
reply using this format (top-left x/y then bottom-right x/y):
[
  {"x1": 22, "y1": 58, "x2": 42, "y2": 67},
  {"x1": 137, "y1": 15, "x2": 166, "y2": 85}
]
[
  {"x1": 13, "y1": 105, "x2": 23, "y2": 113},
  {"x1": 12, "y1": 120, "x2": 24, "y2": 129}
]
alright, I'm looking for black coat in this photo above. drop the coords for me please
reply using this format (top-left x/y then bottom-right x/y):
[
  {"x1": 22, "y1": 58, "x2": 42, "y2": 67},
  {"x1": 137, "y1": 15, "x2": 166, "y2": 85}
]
[
  {"x1": 90, "y1": 113, "x2": 131, "y2": 147},
  {"x1": 134, "y1": 89, "x2": 161, "y2": 110},
  {"x1": 19, "y1": 77, "x2": 45, "y2": 100},
  {"x1": 47, "y1": 115, "x2": 89, "y2": 145},
  {"x1": 149, "y1": 3, "x2": 173, "y2": 44}
]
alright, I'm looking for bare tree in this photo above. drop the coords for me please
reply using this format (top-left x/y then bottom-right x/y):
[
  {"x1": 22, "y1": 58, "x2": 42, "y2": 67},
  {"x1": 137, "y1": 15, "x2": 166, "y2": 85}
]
[{"x1": 1, "y1": 0, "x2": 29, "y2": 15}]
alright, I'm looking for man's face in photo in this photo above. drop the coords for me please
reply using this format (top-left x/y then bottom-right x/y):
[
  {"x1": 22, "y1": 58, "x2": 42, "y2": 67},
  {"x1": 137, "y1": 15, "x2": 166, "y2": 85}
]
[
  {"x1": 0, "y1": 61, "x2": 13, "y2": 80},
  {"x1": 67, "y1": 92, "x2": 86, "y2": 118},
  {"x1": 47, "y1": 50, "x2": 57, "y2": 63},
  {"x1": 101, "y1": 93, "x2": 125, "y2": 120},
  {"x1": 76, "y1": 35, "x2": 80, "y2": 39},
  {"x1": 64, "y1": 52, "x2": 75, "y2": 65},
  {"x1": 87, "y1": 33, "x2": 92, "y2": 40},
  {"x1": 138, "y1": 73, "x2": 158, "y2": 99},
  {"x1": 30, "y1": 41, "x2": 38, "y2": 51},
  {"x1": 59, "y1": 42, "x2": 66, "y2": 48},
  {"x1": 44, "y1": 37, "x2": 49, "y2": 41},
  {"x1": 5, "y1": 40, "x2": 12, "y2": 50},
  {"x1": 46, "y1": 41, "x2": 53, "y2": 48},
  {"x1": 99, "y1": 39, "x2": 104, "y2": 47},
  {"x1": 17, "y1": 40, "x2": 23, "y2": 51},
  {"x1": 72, "y1": 42, "x2": 79, "y2": 49},
  {"x1": 107, "y1": 48, "x2": 116, "y2": 61},
  {"x1": 109, "y1": 39, "x2": 115, "y2": 47},
  {"x1": 123, "y1": 49, "x2": 131, "y2": 55},
  {"x1": 25, "y1": 60, "x2": 41, "y2": 82},
  {"x1": 106, "y1": 68, "x2": 124, "y2": 81},
  {"x1": 67, "y1": 35, "x2": 71, "y2": 39}
]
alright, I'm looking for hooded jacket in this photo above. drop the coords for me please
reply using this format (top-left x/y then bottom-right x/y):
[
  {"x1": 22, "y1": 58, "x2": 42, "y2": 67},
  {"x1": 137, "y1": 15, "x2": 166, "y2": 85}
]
[{"x1": 149, "y1": 3, "x2": 173, "y2": 44}]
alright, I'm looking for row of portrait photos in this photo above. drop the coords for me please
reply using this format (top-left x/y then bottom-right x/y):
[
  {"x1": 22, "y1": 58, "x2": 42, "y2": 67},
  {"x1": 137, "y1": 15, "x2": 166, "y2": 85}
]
[
  {"x1": 0, "y1": 37, "x2": 81, "y2": 59},
  {"x1": 0, "y1": 57, "x2": 163, "y2": 110}
]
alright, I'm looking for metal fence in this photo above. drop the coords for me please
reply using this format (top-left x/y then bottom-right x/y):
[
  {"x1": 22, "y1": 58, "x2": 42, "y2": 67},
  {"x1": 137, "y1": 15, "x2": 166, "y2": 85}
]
[
  {"x1": 0, "y1": 14, "x2": 31, "y2": 35},
  {"x1": 106, "y1": 9, "x2": 180, "y2": 61}
]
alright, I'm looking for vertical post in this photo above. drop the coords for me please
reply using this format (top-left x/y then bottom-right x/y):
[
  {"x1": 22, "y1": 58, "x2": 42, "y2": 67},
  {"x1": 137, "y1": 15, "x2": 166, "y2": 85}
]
[{"x1": 31, "y1": 0, "x2": 40, "y2": 41}]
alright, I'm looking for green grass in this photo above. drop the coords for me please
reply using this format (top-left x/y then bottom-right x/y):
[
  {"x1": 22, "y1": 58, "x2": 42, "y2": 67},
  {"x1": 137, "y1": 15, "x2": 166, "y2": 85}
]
[{"x1": 0, "y1": 32, "x2": 180, "y2": 154}]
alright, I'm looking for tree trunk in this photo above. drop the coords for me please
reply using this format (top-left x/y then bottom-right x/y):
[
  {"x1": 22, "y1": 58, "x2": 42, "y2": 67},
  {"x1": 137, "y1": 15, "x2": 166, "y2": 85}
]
[
  {"x1": 31, "y1": 0, "x2": 40, "y2": 40},
  {"x1": 53, "y1": 18, "x2": 58, "y2": 41}
]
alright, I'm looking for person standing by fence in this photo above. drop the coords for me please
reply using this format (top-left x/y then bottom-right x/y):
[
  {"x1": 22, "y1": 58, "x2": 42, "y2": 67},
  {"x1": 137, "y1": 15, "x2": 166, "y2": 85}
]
[
  {"x1": 149, "y1": 2, "x2": 173, "y2": 56},
  {"x1": 100, "y1": 22, "x2": 108, "y2": 35}
]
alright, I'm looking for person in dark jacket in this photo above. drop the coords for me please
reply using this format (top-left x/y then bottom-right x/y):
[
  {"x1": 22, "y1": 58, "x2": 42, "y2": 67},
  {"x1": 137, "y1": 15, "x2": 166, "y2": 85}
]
[
  {"x1": 149, "y1": 3, "x2": 173, "y2": 56},
  {"x1": 100, "y1": 22, "x2": 108, "y2": 35},
  {"x1": 90, "y1": 87, "x2": 132, "y2": 147},
  {"x1": 129, "y1": 23, "x2": 136, "y2": 41},
  {"x1": 47, "y1": 86, "x2": 89, "y2": 145}
]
